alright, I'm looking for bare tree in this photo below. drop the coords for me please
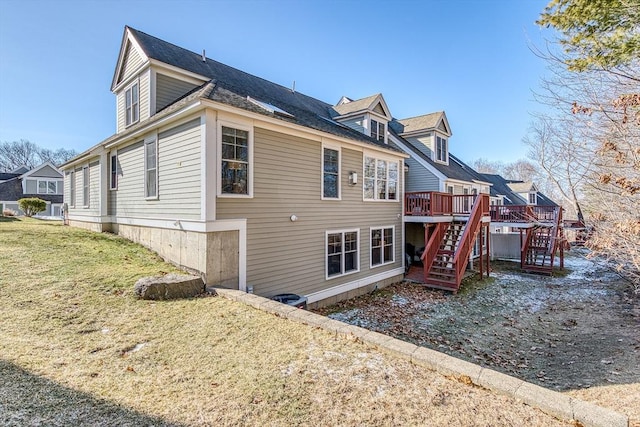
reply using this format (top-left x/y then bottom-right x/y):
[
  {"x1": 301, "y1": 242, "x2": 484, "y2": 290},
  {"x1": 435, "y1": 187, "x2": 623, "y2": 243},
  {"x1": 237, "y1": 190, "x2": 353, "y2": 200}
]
[
  {"x1": 0, "y1": 140, "x2": 76, "y2": 171},
  {"x1": 0, "y1": 140, "x2": 41, "y2": 171},
  {"x1": 523, "y1": 116, "x2": 593, "y2": 222},
  {"x1": 471, "y1": 158, "x2": 504, "y2": 175},
  {"x1": 529, "y1": 1, "x2": 640, "y2": 289}
]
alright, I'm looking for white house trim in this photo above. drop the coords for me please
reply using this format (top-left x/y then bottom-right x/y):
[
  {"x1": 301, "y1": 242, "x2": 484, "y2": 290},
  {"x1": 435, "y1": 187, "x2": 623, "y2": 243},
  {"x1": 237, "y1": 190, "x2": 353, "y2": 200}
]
[
  {"x1": 307, "y1": 266, "x2": 404, "y2": 304},
  {"x1": 388, "y1": 134, "x2": 447, "y2": 182}
]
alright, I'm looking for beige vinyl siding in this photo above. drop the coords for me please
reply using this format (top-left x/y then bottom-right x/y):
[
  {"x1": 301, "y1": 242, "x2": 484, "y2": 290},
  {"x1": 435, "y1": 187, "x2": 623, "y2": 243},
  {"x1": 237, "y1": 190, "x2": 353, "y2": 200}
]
[
  {"x1": 119, "y1": 43, "x2": 144, "y2": 84},
  {"x1": 156, "y1": 73, "x2": 198, "y2": 112},
  {"x1": 406, "y1": 135, "x2": 433, "y2": 159},
  {"x1": 217, "y1": 127, "x2": 403, "y2": 298},
  {"x1": 108, "y1": 118, "x2": 201, "y2": 219},
  {"x1": 116, "y1": 91, "x2": 125, "y2": 133},
  {"x1": 139, "y1": 71, "x2": 150, "y2": 122},
  {"x1": 405, "y1": 156, "x2": 440, "y2": 192},
  {"x1": 339, "y1": 116, "x2": 365, "y2": 134},
  {"x1": 116, "y1": 72, "x2": 148, "y2": 133},
  {"x1": 64, "y1": 160, "x2": 100, "y2": 217},
  {"x1": 87, "y1": 160, "x2": 101, "y2": 215}
]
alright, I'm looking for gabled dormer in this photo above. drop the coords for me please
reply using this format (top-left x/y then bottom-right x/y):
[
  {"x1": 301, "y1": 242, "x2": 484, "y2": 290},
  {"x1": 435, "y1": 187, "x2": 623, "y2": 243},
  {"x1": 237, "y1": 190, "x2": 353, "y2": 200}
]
[
  {"x1": 507, "y1": 182, "x2": 538, "y2": 205},
  {"x1": 333, "y1": 94, "x2": 392, "y2": 144},
  {"x1": 392, "y1": 111, "x2": 451, "y2": 165},
  {"x1": 111, "y1": 27, "x2": 208, "y2": 134}
]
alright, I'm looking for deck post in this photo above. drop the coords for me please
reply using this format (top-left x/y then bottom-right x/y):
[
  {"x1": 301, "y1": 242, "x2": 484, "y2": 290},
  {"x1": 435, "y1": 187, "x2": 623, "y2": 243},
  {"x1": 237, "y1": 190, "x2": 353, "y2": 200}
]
[
  {"x1": 485, "y1": 224, "x2": 490, "y2": 277},
  {"x1": 479, "y1": 227, "x2": 483, "y2": 278}
]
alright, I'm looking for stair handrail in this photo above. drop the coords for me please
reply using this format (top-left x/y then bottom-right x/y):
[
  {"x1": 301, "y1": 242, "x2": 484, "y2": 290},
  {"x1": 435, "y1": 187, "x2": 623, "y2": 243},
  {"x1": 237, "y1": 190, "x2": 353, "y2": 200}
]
[
  {"x1": 452, "y1": 194, "x2": 489, "y2": 285},
  {"x1": 420, "y1": 223, "x2": 447, "y2": 275}
]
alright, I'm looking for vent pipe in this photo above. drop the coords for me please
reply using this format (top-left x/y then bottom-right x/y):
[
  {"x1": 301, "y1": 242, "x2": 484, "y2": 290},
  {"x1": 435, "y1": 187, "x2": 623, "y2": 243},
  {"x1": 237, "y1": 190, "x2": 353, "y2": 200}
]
[
  {"x1": 291, "y1": 80, "x2": 296, "y2": 93},
  {"x1": 201, "y1": 49, "x2": 206, "y2": 62}
]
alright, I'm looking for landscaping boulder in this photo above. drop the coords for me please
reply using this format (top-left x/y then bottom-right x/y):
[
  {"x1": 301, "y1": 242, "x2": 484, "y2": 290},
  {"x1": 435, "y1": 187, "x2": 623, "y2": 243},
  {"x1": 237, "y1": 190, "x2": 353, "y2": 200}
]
[{"x1": 134, "y1": 274, "x2": 204, "y2": 300}]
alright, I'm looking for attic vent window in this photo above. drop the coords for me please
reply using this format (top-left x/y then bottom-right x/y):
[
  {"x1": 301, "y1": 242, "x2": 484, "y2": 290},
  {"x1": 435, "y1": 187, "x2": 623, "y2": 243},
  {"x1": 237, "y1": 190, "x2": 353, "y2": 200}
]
[{"x1": 247, "y1": 97, "x2": 294, "y2": 118}]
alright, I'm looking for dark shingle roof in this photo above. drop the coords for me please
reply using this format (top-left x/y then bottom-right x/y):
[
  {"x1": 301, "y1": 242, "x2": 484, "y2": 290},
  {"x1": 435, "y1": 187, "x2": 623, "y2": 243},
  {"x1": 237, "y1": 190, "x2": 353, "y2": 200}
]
[
  {"x1": 479, "y1": 173, "x2": 558, "y2": 207},
  {"x1": 128, "y1": 27, "x2": 397, "y2": 151},
  {"x1": 392, "y1": 129, "x2": 489, "y2": 183},
  {"x1": 0, "y1": 172, "x2": 20, "y2": 181},
  {"x1": 390, "y1": 112, "x2": 443, "y2": 135}
]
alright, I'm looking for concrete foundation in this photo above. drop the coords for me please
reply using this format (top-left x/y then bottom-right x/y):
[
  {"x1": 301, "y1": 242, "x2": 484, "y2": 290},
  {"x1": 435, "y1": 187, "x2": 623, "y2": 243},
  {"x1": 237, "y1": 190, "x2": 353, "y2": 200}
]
[
  {"x1": 307, "y1": 273, "x2": 403, "y2": 310},
  {"x1": 70, "y1": 220, "x2": 239, "y2": 288}
]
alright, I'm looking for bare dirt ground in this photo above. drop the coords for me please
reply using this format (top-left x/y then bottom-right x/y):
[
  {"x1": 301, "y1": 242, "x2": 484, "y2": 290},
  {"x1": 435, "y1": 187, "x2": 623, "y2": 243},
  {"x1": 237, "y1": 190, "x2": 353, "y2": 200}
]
[{"x1": 315, "y1": 249, "x2": 639, "y2": 402}]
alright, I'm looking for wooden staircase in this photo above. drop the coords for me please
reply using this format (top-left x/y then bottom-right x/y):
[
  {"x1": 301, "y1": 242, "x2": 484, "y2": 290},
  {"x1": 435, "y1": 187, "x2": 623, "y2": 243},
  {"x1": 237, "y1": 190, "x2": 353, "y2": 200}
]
[
  {"x1": 420, "y1": 194, "x2": 489, "y2": 292},
  {"x1": 521, "y1": 208, "x2": 563, "y2": 274}
]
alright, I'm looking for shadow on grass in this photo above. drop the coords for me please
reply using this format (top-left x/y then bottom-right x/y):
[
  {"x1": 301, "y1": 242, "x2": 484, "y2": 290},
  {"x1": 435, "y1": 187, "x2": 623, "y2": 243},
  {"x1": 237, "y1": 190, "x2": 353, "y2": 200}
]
[
  {"x1": 0, "y1": 359, "x2": 183, "y2": 427},
  {"x1": 0, "y1": 216, "x2": 20, "y2": 222}
]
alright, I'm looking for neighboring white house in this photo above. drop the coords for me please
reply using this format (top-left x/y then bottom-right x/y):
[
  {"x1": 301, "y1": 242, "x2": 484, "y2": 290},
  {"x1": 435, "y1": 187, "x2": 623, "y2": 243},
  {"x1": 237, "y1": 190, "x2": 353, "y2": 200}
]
[{"x1": 0, "y1": 162, "x2": 64, "y2": 217}]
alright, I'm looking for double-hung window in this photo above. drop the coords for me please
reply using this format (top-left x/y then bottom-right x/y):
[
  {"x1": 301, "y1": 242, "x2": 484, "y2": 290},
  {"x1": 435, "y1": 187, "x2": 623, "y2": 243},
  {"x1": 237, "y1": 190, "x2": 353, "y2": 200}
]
[
  {"x1": 435, "y1": 135, "x2": 447, "y2": 163},
  {"x1": 144, "y1": 138, "x2": 158, "y2": 198},
  {"x1": 323, "y1": 147, "x2": 339, "y2": 199},
  {"x1": 364, "y1": 156, "x2": 398, "y2": 200},
  {"x1": 125, "y1": 82, "x2": 139, "y2": 126},
  {"x1": 82, "y1": 166, "x2": 90, "y2": 208},
  {"x1": 110, "y1": 152, "x2": 118, "y2": 190},
  {"x1": 371, "y1": 119, "x2": 385, "y2": 142},
  {"x1": 326, "y1": 229, "x2": 359, "y2": 278},
  {"x1": 38, "y1": 180, "x2": 58, "y2": 194},
  {"x1": 528, "y1": 192, "x2": 537, "y2": 204},
  {"x1": 371, "y1": 227, "x2": 394, "y2": 267},
  {"x1": 221, "y1": 126, "x2": 249, "y2": 195}
]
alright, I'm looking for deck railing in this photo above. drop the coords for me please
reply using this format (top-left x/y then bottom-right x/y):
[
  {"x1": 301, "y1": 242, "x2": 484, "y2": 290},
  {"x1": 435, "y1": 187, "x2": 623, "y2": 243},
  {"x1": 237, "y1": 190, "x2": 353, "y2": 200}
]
[
  {"x1": 405, "y1": 192, "x2": 479, "y2": 216},
  {"x1": 489, "y1": 205, "x2": 559, "y2": 223}
]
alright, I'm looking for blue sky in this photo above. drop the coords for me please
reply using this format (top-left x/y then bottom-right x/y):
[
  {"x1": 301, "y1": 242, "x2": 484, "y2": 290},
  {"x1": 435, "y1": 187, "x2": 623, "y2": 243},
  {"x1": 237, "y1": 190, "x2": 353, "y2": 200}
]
[{"x1": 0, "y1": 0, "x2": 552, "y2": 164}]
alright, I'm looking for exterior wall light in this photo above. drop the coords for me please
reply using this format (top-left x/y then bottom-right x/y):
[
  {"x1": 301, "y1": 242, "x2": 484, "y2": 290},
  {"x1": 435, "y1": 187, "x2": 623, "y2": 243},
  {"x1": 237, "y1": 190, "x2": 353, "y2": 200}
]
[
  {"x1": 349, "y1": 172, "x2": 358, "y2": 185},
  {"x1": 290, "y1": 215, "x2": 298, "y2": 222}
]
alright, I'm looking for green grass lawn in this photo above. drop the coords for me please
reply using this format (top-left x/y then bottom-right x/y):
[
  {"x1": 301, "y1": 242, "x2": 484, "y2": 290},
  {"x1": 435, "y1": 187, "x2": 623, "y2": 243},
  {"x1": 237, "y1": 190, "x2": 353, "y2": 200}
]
[{"x1": 0, "y1": 218, "x2": 572, "y2": 426}]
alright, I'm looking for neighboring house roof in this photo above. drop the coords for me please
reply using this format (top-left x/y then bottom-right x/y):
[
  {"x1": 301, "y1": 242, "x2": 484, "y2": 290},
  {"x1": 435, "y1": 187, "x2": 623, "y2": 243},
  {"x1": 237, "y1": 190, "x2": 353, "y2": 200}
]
[
  {"x1": 479, "y1": 173, "x2": 558, "y2": 207},
  {"x1": 19, "y1": 162, "x2": 63, "y2": 179},
  {"x1": 393, "y1": 127, "x2": 488, "y2": 184},
  {"x1": 480, "y1": 173, "x2": 528, "y2": 205},
  {"x1": 125, "y1": 27, "x2": 398, "y2": 152},
  {"x1": 507, "y1": 181, "x2": 536, "y2": 193},
  {"x1": 10, "y1": 166, "x2": 29, "y2": 174},
  {"x1": 0, "y1": 177, "x2": 63, "y2": 204},
  {"x1": 0, "y1": 172, "x2": 21, "y2": 182}
]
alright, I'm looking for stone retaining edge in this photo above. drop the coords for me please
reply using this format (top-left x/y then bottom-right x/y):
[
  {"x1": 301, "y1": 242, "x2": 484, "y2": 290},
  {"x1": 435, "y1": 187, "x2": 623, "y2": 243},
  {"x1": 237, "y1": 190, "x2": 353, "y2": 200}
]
[{"x1": 213, "y1": 288, "x2": 629, "y2": 427}]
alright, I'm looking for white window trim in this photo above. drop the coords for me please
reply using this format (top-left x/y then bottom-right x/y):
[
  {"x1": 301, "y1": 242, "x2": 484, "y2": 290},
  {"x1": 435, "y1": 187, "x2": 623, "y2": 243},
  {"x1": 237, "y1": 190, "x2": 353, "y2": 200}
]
[
  {"x1": 144, "y1": 134, "x2": 159, "y2": 200},
  {"x1": 109, "y1": 151, "x2": 118, "y2": 190},
  {"x1": 321, "y1": 142, "x2": 341, "y2": 200},
  {"x1": 125, "y1": 79, "x2": 140, "y2": 127},
  {"x1": 37, "y1": 179, "x2": 60, "y2": 195},
  {"x1": 217, "y1": 120, "x2": 254, "y2": 198},
  {"x1": 528, "y1": 192, "x2": 537, "y2": 205},
  {"x1": 362, "y1": 154, "x2": 400, "y2": 203},
  {"x1": 370, "y1": 225, "x2": 395, "y2": 269},
  {"x1": 82, "y1": 166, "x2": 90, "y2": 208},
  {"x1": 434, "y1": 134, "x2": 448, "y2": 164},
  {"x1": 325, "y1": 228, "x2": 360, "y2": 280}
]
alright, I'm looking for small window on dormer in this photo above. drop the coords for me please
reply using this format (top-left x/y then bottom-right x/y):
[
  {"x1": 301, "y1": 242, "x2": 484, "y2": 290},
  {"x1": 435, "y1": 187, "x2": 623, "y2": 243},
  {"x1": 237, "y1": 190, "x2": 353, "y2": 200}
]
[
  {"x1": 371, "y1": 119, "x2": 385, "y2": 142},
  {"x1": 528, "y1": 192, "x2": 537, "y2": 204},
  {"x1": 125, "y1": 82, "x2": 139, "y2": 127},
  {"x1": 436, "y1": 135, "x2": 448, "y2": 163}
]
